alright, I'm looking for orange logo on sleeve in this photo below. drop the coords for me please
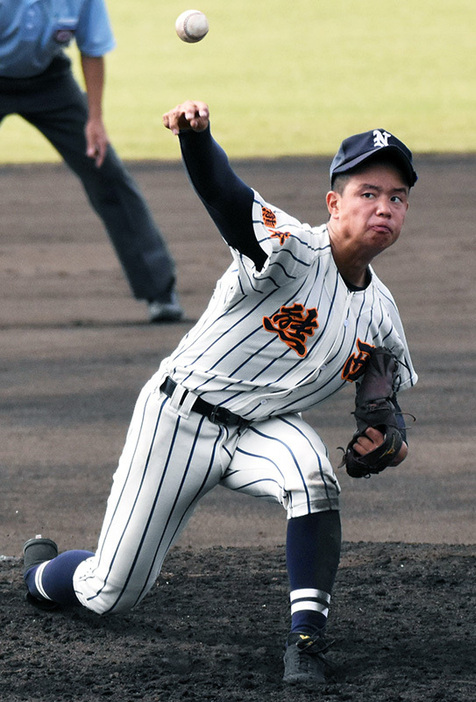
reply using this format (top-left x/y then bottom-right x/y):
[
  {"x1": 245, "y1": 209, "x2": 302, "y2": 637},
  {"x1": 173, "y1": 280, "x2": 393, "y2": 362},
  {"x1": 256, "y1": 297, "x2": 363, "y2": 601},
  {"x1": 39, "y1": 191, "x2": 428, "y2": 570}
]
[
  {"x1": 263, "y1": 303, "x2": 319, "y2": 357},
  {"x1": 262, "y1": 206, "x2": 277, "y2": 228},
  {"x1": 342, "y1": 339, "x2": 376, "y2": 381},
  {"x1": 270, "y1": 230, "x2": 291, "y2": 245},
  {"x1": 262, "y1": 207, "x2": 292, "y2": 245}
]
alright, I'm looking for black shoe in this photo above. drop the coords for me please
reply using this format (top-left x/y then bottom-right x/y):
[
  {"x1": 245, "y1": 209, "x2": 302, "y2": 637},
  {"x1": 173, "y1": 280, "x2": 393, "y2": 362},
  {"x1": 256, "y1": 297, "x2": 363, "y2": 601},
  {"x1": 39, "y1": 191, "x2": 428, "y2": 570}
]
[
  {"x1": 23, "y1": 535, "x2": 58, "y2": 575},
  {"x1": 283, "y1": 631, "x2": 333, "y2": 685},
  {"x1": 23, "y1": 535, "x2": 59, "y2": 611},
  {"x1": 25, "y1": 591, "x2": 60, "y2": 611}
]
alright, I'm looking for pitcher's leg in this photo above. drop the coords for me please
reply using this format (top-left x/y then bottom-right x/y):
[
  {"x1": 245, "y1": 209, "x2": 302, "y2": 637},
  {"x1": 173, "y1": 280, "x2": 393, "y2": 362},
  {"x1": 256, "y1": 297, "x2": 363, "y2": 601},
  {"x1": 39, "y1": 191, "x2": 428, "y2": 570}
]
[
  {"x1": 222, "y1": 413, "x2": 341, "y2": 682},
  {"x1": 222, "y1": 413, "x2": 341, "y2": 630},
  {"x1": 24, "y1": 380, "x2": 226, "y2": 614},
  {"x1": 76, "y1": 391, "x2": 228, "y2": 614},
  {"x1": 286, "y1": 510, "x2": 341, "y2": 634}
]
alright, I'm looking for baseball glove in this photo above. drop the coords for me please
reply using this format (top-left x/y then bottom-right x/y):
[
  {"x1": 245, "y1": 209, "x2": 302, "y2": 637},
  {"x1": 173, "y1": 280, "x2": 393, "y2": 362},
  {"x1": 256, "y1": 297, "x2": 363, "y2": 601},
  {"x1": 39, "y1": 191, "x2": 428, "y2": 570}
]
[{"x1": 342, "y1": 346, "x2": 404, "y2": 479}]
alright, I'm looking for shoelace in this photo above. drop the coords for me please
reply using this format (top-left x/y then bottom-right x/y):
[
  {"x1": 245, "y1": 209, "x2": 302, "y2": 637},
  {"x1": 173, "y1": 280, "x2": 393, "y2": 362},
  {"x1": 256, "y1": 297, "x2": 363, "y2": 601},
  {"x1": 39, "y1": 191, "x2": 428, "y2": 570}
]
[{"x1": 295, "y1": 633, "x2": 334, "y2": 655}]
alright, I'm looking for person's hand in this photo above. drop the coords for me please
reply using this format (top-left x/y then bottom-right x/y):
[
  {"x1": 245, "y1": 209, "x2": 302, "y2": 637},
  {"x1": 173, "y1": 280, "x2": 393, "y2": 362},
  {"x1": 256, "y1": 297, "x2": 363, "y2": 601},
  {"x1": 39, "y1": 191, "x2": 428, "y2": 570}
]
[
  {"x1": 353, "y1": 426, "x2": 408, "y2": 465},
  {"x1": 85, "y1": 117, "x2": 109, "y2": 168},
  {"x1": 162, "y1": 100, "x2": 209, "y2": 136}
]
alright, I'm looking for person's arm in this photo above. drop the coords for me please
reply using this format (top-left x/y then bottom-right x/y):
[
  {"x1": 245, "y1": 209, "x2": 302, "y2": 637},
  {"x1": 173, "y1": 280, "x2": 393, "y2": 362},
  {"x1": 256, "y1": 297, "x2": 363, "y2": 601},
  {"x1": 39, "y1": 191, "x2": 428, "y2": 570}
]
[
  {"x1": 80, "y1": 54, "x2": 109, "y2": 168},
  {"x1": 163, "y1": 100, "x2": 267, "y2": 269}
]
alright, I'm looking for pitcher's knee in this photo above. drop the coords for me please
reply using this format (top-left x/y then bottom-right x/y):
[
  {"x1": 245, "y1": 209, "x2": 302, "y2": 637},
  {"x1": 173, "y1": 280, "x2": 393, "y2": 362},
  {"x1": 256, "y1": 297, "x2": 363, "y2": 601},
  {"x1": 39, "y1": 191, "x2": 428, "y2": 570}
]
[
  {"x1": 73, "y1": 557, "x2": 147, "y2": 615},
  {"x1": 74, "y1": 578, "x2": 143, "y2": 615}
]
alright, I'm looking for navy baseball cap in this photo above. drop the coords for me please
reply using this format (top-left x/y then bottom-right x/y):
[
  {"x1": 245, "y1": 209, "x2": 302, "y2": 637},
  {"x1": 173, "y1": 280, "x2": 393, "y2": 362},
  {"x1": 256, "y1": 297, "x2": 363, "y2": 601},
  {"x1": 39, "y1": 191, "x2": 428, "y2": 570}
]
[{"x1": 330, "y1": 128, "x2": 418, "y2": 186}]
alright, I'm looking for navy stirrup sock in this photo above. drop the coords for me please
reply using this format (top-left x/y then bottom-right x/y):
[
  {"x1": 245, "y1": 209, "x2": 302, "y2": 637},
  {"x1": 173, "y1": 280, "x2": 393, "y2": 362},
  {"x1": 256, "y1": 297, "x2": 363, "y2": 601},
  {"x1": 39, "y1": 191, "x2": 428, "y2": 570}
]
[
  {"x1": 24, "y1": 550, "x2": 93, "y2": 607},
  {"x1": 286, "y1": 510, "x2": 342, "y2": 635}
]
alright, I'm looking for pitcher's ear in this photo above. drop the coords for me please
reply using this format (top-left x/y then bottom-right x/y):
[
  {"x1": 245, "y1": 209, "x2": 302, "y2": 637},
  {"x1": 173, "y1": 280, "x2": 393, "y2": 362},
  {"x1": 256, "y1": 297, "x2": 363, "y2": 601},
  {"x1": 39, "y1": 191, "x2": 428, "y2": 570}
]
[{"x1": 326, "y1": 190, "x2": 340, "y2": 217}]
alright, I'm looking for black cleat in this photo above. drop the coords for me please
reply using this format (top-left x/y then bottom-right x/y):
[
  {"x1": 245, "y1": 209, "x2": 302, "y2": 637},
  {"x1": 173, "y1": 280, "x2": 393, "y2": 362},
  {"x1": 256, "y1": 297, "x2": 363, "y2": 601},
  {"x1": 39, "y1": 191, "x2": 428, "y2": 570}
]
[
  {"x1": 283, "y1": 631, "x2": 333, "y2": 685},
  {"x1": 23, "y1": 535, "x2": 58, "y2": 575},
  {"x1": 25, "y1": 592, "x2": 60, "y2": 611},
  {"x1": 23, "y1": 535, "x2": 60, "y2": 610}
]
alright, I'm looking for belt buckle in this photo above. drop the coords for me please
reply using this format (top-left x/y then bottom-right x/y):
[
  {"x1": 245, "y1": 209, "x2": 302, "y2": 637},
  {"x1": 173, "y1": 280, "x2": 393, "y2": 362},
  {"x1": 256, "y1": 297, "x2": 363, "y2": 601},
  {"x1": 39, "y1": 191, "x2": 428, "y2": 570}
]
[
  {"x1": 209, "y1": 404, "x2": 249, "y2": 429},
  {"x1": 209, "y1": 405, "x2": 223, "y2": 425}
]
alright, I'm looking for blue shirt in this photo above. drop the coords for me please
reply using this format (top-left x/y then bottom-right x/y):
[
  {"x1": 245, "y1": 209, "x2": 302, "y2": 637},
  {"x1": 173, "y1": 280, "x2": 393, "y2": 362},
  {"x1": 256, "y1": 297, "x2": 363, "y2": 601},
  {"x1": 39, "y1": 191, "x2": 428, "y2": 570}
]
[{"x1": 0, "y1": 0, "x2": 116, "y2": 78}]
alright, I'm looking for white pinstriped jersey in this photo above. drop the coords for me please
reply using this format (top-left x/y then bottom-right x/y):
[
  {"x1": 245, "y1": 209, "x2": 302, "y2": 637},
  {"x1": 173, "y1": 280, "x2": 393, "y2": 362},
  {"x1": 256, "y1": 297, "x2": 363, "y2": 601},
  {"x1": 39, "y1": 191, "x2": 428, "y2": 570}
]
[{"x1": 161, "y1": 190, "x2": 418, "y2": 421}]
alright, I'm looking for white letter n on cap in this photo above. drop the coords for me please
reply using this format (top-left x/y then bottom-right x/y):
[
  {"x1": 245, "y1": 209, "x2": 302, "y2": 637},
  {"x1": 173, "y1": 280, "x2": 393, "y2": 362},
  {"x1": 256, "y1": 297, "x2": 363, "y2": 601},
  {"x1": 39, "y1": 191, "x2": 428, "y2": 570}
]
[{"x1": 373, "y1": 129, "x2": 391, "y2": 148}]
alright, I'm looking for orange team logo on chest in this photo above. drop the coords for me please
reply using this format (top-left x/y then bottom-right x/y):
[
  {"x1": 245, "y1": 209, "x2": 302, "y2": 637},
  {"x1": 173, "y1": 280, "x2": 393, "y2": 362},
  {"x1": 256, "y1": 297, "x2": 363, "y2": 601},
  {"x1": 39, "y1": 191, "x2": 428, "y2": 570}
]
[
  {"x1": 342, "y1": 339, "x2": 376, "y2": 381},
  {"x1": 263, "y1": 303, "x2": 319, "y2": 357}
]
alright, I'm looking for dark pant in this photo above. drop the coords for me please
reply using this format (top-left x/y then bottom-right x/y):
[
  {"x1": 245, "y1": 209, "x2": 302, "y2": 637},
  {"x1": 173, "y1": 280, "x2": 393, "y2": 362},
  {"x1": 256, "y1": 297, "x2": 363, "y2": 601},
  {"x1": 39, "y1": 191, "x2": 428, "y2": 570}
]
[{"x1": 0, "y1": 58, "x2": 176, "y2": 301}]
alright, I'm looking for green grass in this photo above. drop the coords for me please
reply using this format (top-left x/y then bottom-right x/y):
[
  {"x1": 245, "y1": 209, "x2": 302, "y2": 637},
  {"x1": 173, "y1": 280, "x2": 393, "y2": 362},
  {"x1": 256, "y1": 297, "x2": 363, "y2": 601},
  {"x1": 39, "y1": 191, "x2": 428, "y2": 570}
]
[{"x1": 1, "y1": 0, "x2": 475, "y2": 162}]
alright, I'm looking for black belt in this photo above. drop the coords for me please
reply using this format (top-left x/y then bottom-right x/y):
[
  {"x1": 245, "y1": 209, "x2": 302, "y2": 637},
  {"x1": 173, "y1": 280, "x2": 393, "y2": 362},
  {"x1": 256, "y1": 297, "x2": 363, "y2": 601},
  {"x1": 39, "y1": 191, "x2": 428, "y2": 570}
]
[{"x1": 160, "y1": 377, "x2": 250, "y2": 429}]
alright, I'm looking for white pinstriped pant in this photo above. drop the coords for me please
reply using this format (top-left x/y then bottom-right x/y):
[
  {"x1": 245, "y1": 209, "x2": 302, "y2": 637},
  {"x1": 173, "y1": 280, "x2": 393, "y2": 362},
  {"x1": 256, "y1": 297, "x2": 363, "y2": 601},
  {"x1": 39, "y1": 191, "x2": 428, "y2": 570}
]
[{"x1": 73, "y1": 375, "x2": 341, "y2": 615}]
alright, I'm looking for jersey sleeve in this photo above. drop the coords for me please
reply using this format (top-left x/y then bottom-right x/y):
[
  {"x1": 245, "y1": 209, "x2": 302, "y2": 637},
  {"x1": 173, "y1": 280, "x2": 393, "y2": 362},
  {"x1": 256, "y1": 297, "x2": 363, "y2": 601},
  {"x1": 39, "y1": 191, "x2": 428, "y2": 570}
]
[
  {"x1": 179, "y1": 126, "x2": 267, "y2": 269},
  {"x1": 234, "y1": 192, "x2": 332, "y2": 291},
  {"x1": 75, "y1": 0, "x2": 116, "y2": 56},
  {"x1": 179, "y1": 128, "x2": 333, "y2": 292}
]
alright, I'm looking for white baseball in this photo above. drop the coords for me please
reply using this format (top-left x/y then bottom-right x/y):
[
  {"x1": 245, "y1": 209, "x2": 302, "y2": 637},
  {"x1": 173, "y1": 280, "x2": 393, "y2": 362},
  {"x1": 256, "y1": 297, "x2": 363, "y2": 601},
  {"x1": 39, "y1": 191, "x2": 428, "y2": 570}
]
[{"x1": 175, "y1": 10, "x2": 209, "y2": 43}]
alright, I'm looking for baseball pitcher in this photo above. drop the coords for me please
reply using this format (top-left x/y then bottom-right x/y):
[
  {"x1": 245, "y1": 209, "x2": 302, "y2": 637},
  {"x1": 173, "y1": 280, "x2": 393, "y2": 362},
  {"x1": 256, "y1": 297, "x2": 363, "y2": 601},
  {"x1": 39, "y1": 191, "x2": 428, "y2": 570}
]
[{"x1": 23, "y1": 101, "x2": 418, "y2": 686}]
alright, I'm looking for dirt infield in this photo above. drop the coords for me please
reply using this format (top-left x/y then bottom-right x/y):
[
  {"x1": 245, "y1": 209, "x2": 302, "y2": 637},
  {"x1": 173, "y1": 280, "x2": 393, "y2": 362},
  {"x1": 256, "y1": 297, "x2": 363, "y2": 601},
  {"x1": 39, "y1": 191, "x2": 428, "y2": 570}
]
[
  {"x1": 0, "y1": 155, "x2": 475, "y2": 700},
  {"x1": 1, "y1": 542, "x2": 474, "y2": 702}
]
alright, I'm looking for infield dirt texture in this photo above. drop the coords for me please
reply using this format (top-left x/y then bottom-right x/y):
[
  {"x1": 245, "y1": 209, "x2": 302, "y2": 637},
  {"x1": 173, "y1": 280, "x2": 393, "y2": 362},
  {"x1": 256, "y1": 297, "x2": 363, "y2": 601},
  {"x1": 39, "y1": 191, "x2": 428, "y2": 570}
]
[{"x1": 0, "y1": 155, "x2": 475, "y2": 700}]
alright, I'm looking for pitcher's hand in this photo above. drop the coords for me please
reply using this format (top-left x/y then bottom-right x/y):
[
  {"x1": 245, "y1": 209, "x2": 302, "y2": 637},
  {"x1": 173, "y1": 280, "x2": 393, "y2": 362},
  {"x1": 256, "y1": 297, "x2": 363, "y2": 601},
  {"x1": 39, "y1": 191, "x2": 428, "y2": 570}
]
[{"x1": 163, "y1": 100, "x2": 210, "y2": 135}]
